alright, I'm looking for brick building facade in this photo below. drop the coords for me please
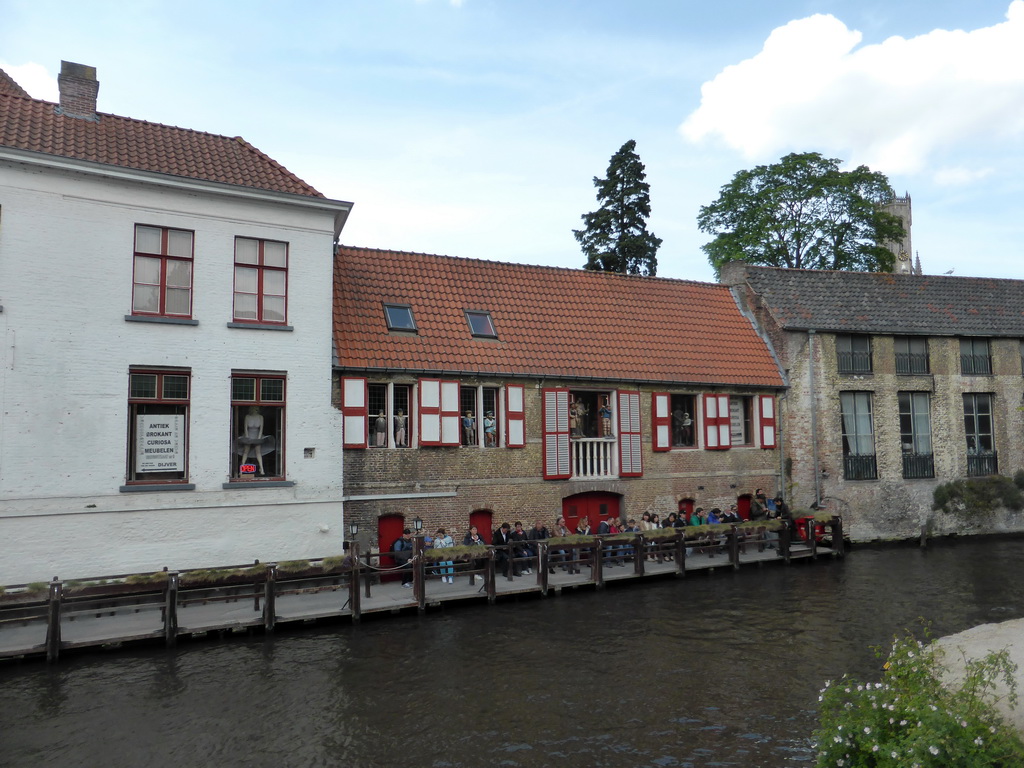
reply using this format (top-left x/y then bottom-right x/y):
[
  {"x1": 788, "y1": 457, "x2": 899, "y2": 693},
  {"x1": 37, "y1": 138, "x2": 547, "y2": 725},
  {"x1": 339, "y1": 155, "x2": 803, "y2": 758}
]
[
  {"x1": 335, "y1": 247, "x2": 786, "y2": 551},
  {"x1": 724, "y1": 263, "x2": 1024, "y2": 541}
]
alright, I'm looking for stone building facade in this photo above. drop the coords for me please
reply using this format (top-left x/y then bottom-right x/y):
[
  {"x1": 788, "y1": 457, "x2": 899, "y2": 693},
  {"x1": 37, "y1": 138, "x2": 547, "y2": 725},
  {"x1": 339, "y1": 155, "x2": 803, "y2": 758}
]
[
  {"x1": 724, "y1": 263, "x2": 1024, "y2": 541},
  {"x1": 334, "y1": 247, "x2": 786, "y2": 551}
]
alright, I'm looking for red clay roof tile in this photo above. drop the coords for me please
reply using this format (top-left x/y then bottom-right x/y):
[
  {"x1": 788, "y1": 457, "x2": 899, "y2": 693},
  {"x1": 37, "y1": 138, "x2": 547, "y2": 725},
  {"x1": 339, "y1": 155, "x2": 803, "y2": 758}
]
[
  {"x1": 0, "y1": 86, "x2": 323, "y2": 198},
  {"x1": 334, "y1": 246, "x2": 784, "y2": 388}
]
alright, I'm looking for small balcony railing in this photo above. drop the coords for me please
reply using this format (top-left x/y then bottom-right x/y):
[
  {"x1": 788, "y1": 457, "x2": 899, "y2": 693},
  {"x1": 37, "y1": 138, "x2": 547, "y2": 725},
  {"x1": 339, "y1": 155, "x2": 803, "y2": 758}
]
[
  {"x1": 967, "y1": 452, "x2": 998, "y2": 477},
  {"x1": 837, "y1": 351, "x2": 872, "y2": 374},
  {"x1": 895, "y1": 353, "x2": 929, "y2": 375},
  {"x1": 572, "y1": 437, "x2": 615, "y2": 479},
  {"x1": 961, "y1": 354, "x2": 992, "y2": 375},
  {"x1": 902, "y1": 453, "x2": 934, "y2": 479},
  {"x1": 843, "y1": 454, "x2": 877, "y2": 480}
]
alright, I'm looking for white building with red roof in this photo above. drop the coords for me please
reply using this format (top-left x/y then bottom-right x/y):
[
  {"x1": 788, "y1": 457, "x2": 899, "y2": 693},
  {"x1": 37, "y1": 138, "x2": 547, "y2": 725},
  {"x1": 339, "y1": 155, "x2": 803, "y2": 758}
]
[{"x1": 0, "y1": 62, "x2": 352, "y2": 583}]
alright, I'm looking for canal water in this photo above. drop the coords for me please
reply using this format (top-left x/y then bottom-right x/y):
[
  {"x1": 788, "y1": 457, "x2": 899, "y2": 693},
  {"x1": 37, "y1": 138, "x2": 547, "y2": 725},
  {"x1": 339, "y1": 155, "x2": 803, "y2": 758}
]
[{"x1": 2, "y1": 539, "x2": 1023, "y2": 768}]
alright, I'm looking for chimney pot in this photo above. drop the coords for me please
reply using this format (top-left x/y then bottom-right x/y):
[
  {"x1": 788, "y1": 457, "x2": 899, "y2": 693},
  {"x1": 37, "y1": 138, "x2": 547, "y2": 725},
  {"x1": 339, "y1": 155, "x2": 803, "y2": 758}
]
[{"x1": 57, "y1": 60, "x2": 99, "y2": 122}]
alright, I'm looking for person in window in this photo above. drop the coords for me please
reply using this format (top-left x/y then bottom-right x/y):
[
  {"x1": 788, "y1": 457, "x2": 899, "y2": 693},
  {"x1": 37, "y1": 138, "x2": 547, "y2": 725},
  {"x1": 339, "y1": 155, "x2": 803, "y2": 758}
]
[
  {"x1": 681, "y1": 412, "x2": 693, "y2": 444},
  {"x1": 462, "y1": 410, "x2": 476, "y2": 445},
  {"x1": 393, "y1": 409, "x2": 407, "y2": 448},
  {"x1": 483, "y1": 411, "x2": 496, "y2": 446},
  {"x1": 239, "y1": 406, "x2": 267, "y2": 475},
  {"x1": 599, "y1": 396, "x2": 612, "y2": 437},
  {"x1": 374, "y1": 411, "x2": 387, "y2": 447}
]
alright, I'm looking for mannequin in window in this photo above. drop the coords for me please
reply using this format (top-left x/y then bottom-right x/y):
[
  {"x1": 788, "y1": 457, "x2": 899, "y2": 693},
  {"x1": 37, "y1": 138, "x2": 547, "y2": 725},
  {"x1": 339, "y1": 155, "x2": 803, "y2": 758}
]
[
  {"x1": 599, "y1": 396, "x2": 612, "y2": 437},
  {"x1": 374, "y1": 411, "x2": 387, "y2": 447},
  {"x1": 239, "y1": 406, "x2": 266, "y2": 475},
  {"x1": 462, "y1": 410, "x2": 476, "y2": 445},
  {"x1": 483, "y1": 410, "x2": 496, "y2": 446},
  {"x1": 394, "y1": 408, "x2": 408, "y2": 448},
  {"x1": 681, "y1": 412, "x2": 693, "y2": 444}
]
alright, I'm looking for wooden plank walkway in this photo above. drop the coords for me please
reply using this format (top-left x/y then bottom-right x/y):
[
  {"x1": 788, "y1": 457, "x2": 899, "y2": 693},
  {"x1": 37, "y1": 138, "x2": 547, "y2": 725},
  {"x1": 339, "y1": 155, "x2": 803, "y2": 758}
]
[{"x1": 0, "y1": 522, "x2": 839, "y2": 663}]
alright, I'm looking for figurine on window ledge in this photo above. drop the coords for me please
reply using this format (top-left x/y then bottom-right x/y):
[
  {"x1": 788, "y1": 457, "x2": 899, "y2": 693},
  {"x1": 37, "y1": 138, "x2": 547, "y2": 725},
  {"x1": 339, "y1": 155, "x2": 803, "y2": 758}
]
[
  {"x1": 239, "y1": 406, "x2": 267, "y2": 475},
  {"x1": 570, "y1": 399, "x2": 588, "y2": 437},
  {"x1": 599, "y1": 396, "x2": 612, "y2": 437},
  {"x1": 483, "y1": 410, "x2": 496, "y2": 446},
  {"x1": 394, "y1": 408, "x2": 408, "y2": 447},
  {"x1": 462, "y1": 410, "x2": 476, "y2": 445},
  {"x1": 374, "y1": 411, "x2": 387, "y2": 447}
]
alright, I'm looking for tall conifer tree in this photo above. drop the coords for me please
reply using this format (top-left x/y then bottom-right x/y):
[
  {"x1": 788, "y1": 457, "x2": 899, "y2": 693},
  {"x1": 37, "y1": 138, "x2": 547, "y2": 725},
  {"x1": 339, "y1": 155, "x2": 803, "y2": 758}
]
[{"x1": 574, "y1": 140, "x2": 661, "y2": 276}]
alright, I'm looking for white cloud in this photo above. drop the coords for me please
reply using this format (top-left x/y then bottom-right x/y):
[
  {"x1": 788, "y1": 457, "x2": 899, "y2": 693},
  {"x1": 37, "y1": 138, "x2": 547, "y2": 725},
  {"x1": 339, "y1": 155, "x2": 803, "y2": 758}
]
[
  {"x1": 680, "y1": 2, "x2": 1024, "y2": 176},
  {"x1": 932, "y1": 166, "x2": 994, "y2": 186},
  {"x1": 0, "y1": 61, "x2": 58, "y2": 101}
]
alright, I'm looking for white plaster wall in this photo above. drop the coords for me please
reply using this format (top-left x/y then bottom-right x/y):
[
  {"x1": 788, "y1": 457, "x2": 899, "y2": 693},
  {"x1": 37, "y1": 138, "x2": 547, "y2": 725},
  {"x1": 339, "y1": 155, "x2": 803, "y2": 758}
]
[{"x1": 0, "y1": 160, "x2": 346, "y2": 583}]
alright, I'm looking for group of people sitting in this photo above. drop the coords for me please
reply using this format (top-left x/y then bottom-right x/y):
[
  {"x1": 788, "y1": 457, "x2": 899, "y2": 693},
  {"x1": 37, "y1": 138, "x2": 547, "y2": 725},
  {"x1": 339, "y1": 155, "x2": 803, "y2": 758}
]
[{"x1": 393, "y1": 490, "x2": 794, "y2": 585}]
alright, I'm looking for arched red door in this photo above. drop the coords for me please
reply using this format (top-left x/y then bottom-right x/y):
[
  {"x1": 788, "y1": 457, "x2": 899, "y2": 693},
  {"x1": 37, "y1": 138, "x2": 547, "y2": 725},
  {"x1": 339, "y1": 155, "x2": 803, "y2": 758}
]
[
  {"x1": 678, "y1": 498, "x2": 695, "y2": 518},
  {"x1": 377, "y1": 513, "x2": 405, "y2": 580},
  {"x1": 737, "y1": 494, "x2": 752, "y2": 521},
  {"x1": 562, "y1": 492, "x2": 621, "y2": 533},
  {"x1": 469, "y1": 509, "x2": 493, "y2": 544}
]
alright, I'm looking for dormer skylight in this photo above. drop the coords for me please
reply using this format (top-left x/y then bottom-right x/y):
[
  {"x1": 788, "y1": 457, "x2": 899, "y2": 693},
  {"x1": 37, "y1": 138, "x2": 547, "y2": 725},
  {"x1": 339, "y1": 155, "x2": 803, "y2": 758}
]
[
  {"x1": 384, "y1": 303, "x2": 417, "y2": 332},
  {"x1": 466, "y1": 310, "x2": 497, "y2": 338}
]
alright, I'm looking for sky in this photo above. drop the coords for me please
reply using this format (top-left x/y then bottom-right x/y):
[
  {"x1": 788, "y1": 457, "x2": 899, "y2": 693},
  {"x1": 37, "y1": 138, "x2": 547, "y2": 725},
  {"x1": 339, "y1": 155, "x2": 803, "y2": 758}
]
[{"x1": 3, "y1": 0, "x2": 1024, "y2": 283}]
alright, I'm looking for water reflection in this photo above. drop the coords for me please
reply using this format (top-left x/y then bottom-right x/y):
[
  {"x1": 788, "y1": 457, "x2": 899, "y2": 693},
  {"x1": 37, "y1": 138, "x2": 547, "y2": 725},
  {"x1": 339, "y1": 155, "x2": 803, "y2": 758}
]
[{"x1": 1, "y1": 539, "x2": 1022, "y2": 767}]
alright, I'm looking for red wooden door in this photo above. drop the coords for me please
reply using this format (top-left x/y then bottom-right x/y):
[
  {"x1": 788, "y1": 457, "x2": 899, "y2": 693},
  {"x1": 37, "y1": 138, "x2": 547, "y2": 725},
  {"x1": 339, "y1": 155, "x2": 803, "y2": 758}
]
[
  {"x1": 469, "y1": 509, "x2": 493, "y2": 544},
  {"x1": 678, "y1": 498, "x2": 695, "y2": 518},
  {"x1": 562, "y1": 492, "x2": 621, "y2": 533},
  {"x1": 377, "y1": 513, "x2": 405, "y2": 580},
  {"x1": 737, "y1": 494, "x2": 752, "y2": 521}
]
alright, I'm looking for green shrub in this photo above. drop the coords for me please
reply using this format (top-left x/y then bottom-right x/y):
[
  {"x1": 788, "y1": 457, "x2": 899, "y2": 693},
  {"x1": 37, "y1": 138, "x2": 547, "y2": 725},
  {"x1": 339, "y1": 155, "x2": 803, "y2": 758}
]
[
  {"x1": 932, "y1": 476, "x2": 1024, "y2": 514},
  {"x1": 814, "y1": 624, "x2": 1024, "y2": 767}
]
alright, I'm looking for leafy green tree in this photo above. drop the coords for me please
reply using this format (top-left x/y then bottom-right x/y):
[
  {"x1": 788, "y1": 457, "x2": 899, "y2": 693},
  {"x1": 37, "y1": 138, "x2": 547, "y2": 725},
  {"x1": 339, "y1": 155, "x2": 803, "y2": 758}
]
[
  {"x1": 697, "y1": 152, "x2": 904, "y2": 277},
  {"x1": 574, "y1": 140, "x2": 661, "y2": 276}
]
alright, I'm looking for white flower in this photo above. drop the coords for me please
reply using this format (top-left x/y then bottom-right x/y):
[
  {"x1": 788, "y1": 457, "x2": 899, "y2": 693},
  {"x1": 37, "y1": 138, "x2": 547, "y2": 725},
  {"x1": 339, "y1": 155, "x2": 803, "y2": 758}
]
[
  {"x1": 929, "y1": 745, "x2": 940, "y2": 755},
  {"x1": 891, "y1": 751, "x2": 898, "y2": 758},
  {"x1": 863, "y1": 727, "x2": 871, "y2": 734},
  {"x1": 872, "y1": 744, "x2": 879, "y2": 752},
  {"x1": 974, "y1": 737, "x2": 984, "y2": 746}
]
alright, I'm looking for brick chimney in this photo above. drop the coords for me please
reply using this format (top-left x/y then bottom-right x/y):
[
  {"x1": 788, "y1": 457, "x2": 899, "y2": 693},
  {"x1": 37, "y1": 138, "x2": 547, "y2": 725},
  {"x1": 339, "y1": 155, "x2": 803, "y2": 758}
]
[{"x1": 56, "y1": 61, "x2": 99, "y2": 121}]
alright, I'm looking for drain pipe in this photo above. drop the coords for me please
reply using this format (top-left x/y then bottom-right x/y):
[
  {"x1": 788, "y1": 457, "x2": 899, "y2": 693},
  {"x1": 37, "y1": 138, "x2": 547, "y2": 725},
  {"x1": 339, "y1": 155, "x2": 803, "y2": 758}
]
[
  {"x1": 809, "y1": 330, "x2": 821, "y2": 507},
  {"x1": 777, "y1": 388, "x2": 788, "y2": 497}
]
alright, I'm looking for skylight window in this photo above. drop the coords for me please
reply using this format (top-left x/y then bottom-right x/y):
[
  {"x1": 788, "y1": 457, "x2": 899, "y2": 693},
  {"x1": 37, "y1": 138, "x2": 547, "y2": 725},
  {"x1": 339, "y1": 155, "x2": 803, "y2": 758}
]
[
  {"x1": 466, "y1": 310, "x2": 497, "y2": 338},
  {"x1": 384, "y1": 303, "x2": 417, "y2": 332}
]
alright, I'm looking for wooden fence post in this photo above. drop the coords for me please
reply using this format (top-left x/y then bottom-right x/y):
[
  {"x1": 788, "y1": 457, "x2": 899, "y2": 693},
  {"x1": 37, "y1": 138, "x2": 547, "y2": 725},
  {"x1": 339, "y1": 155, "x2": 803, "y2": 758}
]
[
  {"x1": 486, "y1": 549, "x2": 497, "y2": 603},
  {"x1": 635, "y1": 534, "x2": 646, "y2": 576},
  {"x1": 164, "y1": 571, "x2": 179, "y2": 647},
  {"x1": 729, "y1": 526, "x2": 740, "y2": 570},
  {"x1": 832, "y1": 516, "x2": 845, "y2": 557},
  {"x1": 349, "y1": 543, "x2": 361, "y2": 622},
  {"x1": 263, "y1": 563, "x2": 277, "y2": 633},
  {"x1": 675, "y1": 534, "x2": 686, "y2": 576},
  {"x1": 414, "y1": 537, "x2": 426, "y2": 611},
  {"x1": 45, "y1": 579, "x2": 62, "y2": 664},
  {"x1": 539, "y1": 543, "x2": 549, "y2": 595},
  {"x1": 807, "y1": 519, "x2": 818, "y2": 560}
]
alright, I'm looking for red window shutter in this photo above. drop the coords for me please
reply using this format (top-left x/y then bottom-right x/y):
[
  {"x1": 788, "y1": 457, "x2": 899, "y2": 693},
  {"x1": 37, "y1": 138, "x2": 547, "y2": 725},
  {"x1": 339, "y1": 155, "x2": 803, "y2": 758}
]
[
  {"x1": 703, "y1": 393, "x2": 731, "y2": 450},
  {"x1": 439, "y1": 380, "x2": 460, "y2": 446},
  {"x1": 759, "y1": 394, "x2": 777, "y2": 448},
  {"x1": 618, "y1": 390, "x2": 643, "y2": 476},
  {"x1": 341, "y1": 377, "x2": 368, "y2": 448},
  {"x1": 651, "y1": 392, "x2": 671, "y2": 452},
  {"x1": 542, "y1": 388, "x2": 570, "y2": 480},
  {"x1": 419, "y1": 379, "x2": 441, "y2": 446},
  {"x1": 506, "y1": 384, "x2": 525, "y2": 448}
]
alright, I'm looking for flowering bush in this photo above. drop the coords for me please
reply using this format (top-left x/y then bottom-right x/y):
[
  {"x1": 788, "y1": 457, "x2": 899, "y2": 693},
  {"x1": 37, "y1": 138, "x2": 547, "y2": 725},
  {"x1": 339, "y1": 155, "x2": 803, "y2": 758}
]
[{"x1": 814, "y1": 624, "x2": 1024, "y2": 767}]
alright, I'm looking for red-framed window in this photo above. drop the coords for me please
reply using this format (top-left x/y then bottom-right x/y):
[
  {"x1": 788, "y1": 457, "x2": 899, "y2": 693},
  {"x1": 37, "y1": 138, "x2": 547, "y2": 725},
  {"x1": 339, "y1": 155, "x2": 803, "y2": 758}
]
[
  {"x1": 618, "y1": 390, "x2": 642, "y2": 477},
  {"x1": 542, "y1": 388, "x2": 571, "y2": 480},
  {"x1": 132, "y1": 225, "x2": 194, "y2": 318},
  {"x1": 127, "y1": 368, "x2": 190, "y2": 484},
  {"x1": 231, "y1": 373, "x2": 286, "y2": 479},
  {"x1": 506, "y1": 384, "x2": 525, "y2": 448},
  {"x1": 703, "y1": 393, "x2": 731, "y2": 450},
  {"x1": 342, "y1": 377, "x2": 368, "y2": 449},
  {"x1": 233, "y1": 237, "x2": 288, "y2": 324},
  {"x1": 759, "y1": 395, "x2": 777, "y2": 448},
  {"x1": 652, "y1": 393, "x2": 671, "y2": 452},
  {"x1": 419, "y1": 379, "x2": 460, "y2": 446}
]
